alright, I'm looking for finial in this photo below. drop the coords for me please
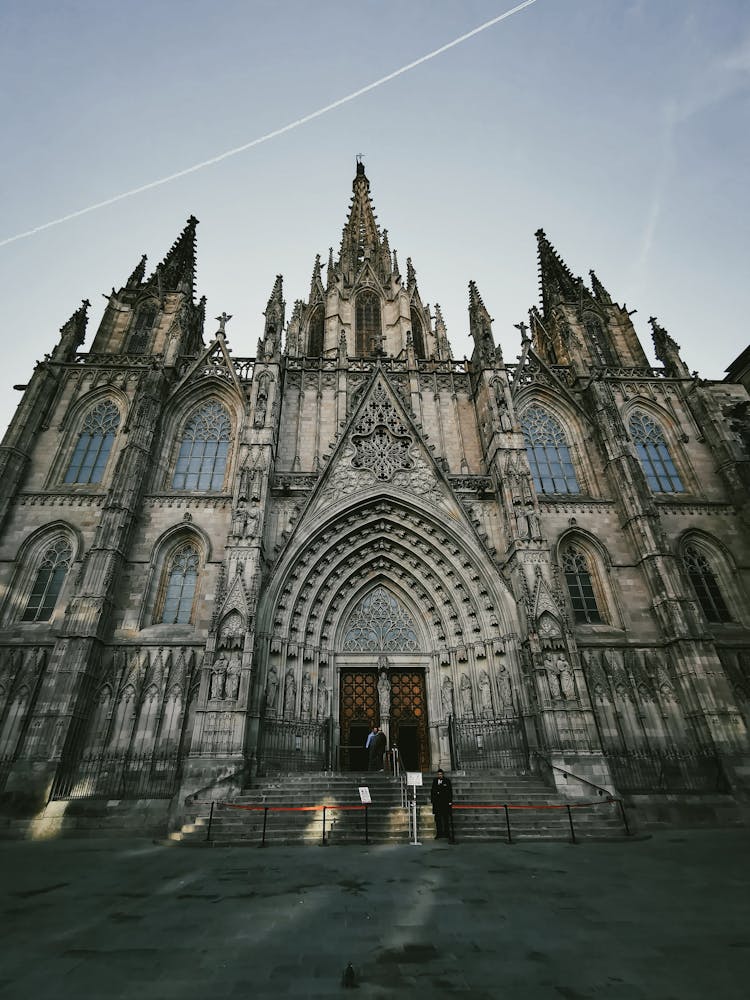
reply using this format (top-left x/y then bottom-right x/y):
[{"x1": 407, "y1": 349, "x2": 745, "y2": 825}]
[
  {"x1": 215, "y1": 312, "x2": 232, "y2": 335},
  {"x1": 514, "y1": 320, "x2": 530, "y2": 344}
]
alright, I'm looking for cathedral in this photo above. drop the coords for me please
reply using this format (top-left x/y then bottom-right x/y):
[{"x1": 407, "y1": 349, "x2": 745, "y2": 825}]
[{"x1": 1, "y1": 160, "x2": 749, "y2": 835}]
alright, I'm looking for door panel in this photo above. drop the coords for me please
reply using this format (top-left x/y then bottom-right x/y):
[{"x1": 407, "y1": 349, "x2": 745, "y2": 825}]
[
  {"x1": 340, "y1": 670, "x2": 378, "y2": 771},
  {"x1": 390, "y1": 670, "x2": 429, "y2": 771}
]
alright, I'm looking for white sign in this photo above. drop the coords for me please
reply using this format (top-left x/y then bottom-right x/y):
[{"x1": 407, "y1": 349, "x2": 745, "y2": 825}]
[
  {"x1": 358, "y1": 786, "x2": 371, "y2": 804},
  {"x1": 406, "y1": 771, "x2": 423, "y2": 786}
]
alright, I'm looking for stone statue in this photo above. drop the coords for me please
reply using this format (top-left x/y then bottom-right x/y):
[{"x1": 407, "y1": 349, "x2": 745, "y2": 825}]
[
  {"x1": 254, "y1": 382, "x2": 268, "y2": 428},
  {"x1": 498, "y1": 664, "x2": 513, "y2": 707},
  {"x1": 283, "y1": 669, "x2": 296, "y2": 719},
  {"x1": 441, "y1": 675, "x2": 454, "y2": 720},
  {"x1": 224, "y1": 654, "x2": 241, "y2": 701},
  {"x1": 377, "y1": 670, "x2": 391, "y2": 717},
  {"x1": 479, "y1": 670, "x2": 493, "y2": 717},
  {"x1": 210, "y1": 653, "x2": 228, "y2": 700},
  {"x1": 301, "y1": 672, "x2": 312, "y2": 718},
  {"x1": 459, "y1": 673, "x2": 474, "y2": 718},
  {"x1": 317, "y1": 678, "x2": 329, "y2": 718},
  {"x1": 525, "y1": 503, "x2": 541, "y2": 540},
  {"x1": 544, "y1": 653, "x2": 561, "y2": 699},
  {"x1": 265, "y1": 666, "x2": 279, "y2": 716},
  {"x1": 496, "y1": 389, "x2": 513, "y2": 432},
  {"x1": 514, "y1": 501, "x2": 529, "y2": 540},
  {"x1": 231, "y1": 501, "x2": 248, "y2": 539},
  {"x1": 557, "y1": 655, "x2": 575, "y2": 700}
]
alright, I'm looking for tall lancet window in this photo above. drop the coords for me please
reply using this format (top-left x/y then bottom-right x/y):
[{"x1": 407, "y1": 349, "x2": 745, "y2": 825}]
[
  {"x1": 683, "y1": 546, "x2": 731, "y2": 623},
  {"x1": 172, "y1": 401, "x2": 231, "y2": 491},
  {"x1": 22, "y1": 538, "x2": 73, "y2": 622},
  {"x1": 128, "y1": 302, "x2": 157, "y2": 354},
  {"x1": 628, "y1": 411, "x2": 684, "y2": 493},
  {"x1": 562, "y1": 545, "x2": 602, "y2": 624},
  {"x1": 64, "y1": 400, "x2": 121, "y2": 485},
  {"x1": 308, "y1": 305, "x2": 324, "y2": 356},
  {"x1": 410, "y1": 309, "x2": 425, "y2": 359},
  {"x1": 521, "y1": 405, "x2": 580, "y2": 494},
  {"x1": 343, "y1": 587, "x2": 419, "y2": 652},
  {"x1": 158, "y1": 543, "x2": 200, "y2": 625},
  {"x1": 356, "y1": 290, "x2": 382, "y2": 355}
]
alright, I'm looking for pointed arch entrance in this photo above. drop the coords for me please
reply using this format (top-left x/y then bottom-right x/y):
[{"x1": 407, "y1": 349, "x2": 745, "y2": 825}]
[{"x1": 337, "y1": 585, "x2": 429, "y2": 771}]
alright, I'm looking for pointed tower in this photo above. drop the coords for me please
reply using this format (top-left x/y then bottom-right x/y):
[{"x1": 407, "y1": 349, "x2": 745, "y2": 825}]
[
  {"x1": 468, "y1": 281, "x2": 498, "y2": 366},
  {"x1": 146, "y1": 215, "x2": 198, "y2": 296},
  {"x1": 51, "y1": 299, "x2": 90, "y2": 362},
  {"x1": 259, "y1": 275, "x2": 284, "y2": 360},
  {"x1": 650, "y1": 316, "x2": 691, "y2": 378}
]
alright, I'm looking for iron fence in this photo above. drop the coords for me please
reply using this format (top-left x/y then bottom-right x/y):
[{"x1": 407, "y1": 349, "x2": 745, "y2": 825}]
[
  {"x1": 49, "y1": 750, "x2": 181, "y2": 801},
  {"x1": 257, "y1": 718, "x2": 331, "y2": 774},
  {"x1": 449, "y1": 716, "x2": 529, "y2": 771},
  {"x1": 603, "y1": 746, "x2": 728, "y2": 794}
]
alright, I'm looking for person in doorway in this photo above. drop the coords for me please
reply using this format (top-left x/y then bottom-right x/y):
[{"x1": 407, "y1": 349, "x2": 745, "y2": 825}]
[
  {"x1": 430, "y1": 768, "x2": 453, "y2": 839},
  {"x1": 369, "y1": 727, "x2": 387, "y2": 771},
  {"x1": 365, "y1": 724, "x2": 377, "y2": 755}
]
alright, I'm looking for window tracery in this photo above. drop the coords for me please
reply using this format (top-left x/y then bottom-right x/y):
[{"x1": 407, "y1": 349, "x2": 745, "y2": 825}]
[
  {"x1": 157, "y1": 543, "x2": 200, "y2": 625},
  {"x1": 628, "y1": 410, "x2": 684, "y2": 492},
  {"x1": 343, "y1": 586, "x2": 419, "y2": 651},
  {"x1": 410, "y1": 308, "x2": 425, "y2": 359},
  {"x1": 521, "y1": 405, "x2": 580, "y2": 494},
  {"x1": 21, "y1": 538, "x2": 73, "y2": 622},
  {"x1": 64, "y1": 400, "x2": 121, "y2": 485},
  {"x1": 356, "y1": 290, "x2": 382, "y2": 355},
  {"x1": 308, "y1": 305, "x2": 324, "y2": 356},
  {"x1": 683, "y1": 545, "x2": 731, "y2": 623},
  {"x1": 172, "y1": 401, "x2": 231, "y2": 491},
  {"x1": 351, "y1": 383, "x2": 413, "y2": 480},
  {"x1": 561, "y1": 545, "x2": 602, "y2": 624},
  {"x1": 128, "y1": 302, "x2": 157, "y2": 354}
]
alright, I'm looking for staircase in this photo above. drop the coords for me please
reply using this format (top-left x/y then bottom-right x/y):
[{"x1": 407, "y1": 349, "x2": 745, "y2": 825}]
[{"x1": 168, "y1": 769, "x2": 629, "y2": 846}]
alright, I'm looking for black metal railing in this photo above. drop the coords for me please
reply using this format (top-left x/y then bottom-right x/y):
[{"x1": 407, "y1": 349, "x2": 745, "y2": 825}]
[
  {"x1": 602, "y1": 746, "x2": 728, "y2": 794},
  {"x1": 49, "y1": 750, "x2": 181, "y2": 801},
  {"x1": 449, "y1": 716, "x2": 529, "y2": 771},
  {"x1": 256, "y1": 718, "x2": 330, "y2": 774}
]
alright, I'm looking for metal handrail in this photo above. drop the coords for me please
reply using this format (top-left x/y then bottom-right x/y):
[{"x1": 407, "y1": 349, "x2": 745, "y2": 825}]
[{"x1": 532, "y1": 749, "x2": 614, "y2": 799}]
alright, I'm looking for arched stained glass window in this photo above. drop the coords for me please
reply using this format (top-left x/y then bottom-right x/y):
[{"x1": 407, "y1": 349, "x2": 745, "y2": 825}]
[
  {"x1": 585, "y1": 317, "x2": 612, "y2": 366},
  {"x1": 172, "y1": 401, "x2": 231, "y2": 491},
  {"x1": 521, "y1": 405, "x2": 580, "y2": 494},
  {"x1": 308, "y1": 305, "x2": 324, "y2": 356},
  {"x1": 562, "y1": 546, "x2": 602, "y2": 624},
  {"x1": 64, "y1": 400, "x2": 121, "y2": 485},
  {"x1": 410, "y1": 308, "x2": 425, "y2": 359},
  {"x1": 158, "y1": 543, "x2": 200, "y2": 624},
  {"x1": 128, "y1": 302, "x2": 157, "y2": 354},
  {"x1": 356, "y1": 290, "x2": 382, "y2": 356},
  {"x1": 22, "y1": 538, "x2": 73, "y2": 622},
  {"x1": 628, "y1": 411, "x2": 684, "y2": 492},
  {"x1": 683, "y1": 546, "x2": 731, "y2": 623},
  {"x1": 343, "y1": 587, "x2": 419, "y2": 652}
]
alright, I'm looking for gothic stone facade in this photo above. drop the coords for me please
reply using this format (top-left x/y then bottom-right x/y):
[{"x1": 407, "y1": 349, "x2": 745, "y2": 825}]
[{"x1": 1, "y1": 163, "x2": 749, "y2": 829}]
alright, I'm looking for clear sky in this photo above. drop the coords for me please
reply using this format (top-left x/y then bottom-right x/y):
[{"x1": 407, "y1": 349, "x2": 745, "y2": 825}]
[{"x1": 0, "y1": 0, "x2": 748, "y2": 436}]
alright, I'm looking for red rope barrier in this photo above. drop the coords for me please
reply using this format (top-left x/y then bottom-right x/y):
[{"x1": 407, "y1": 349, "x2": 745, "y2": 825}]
[
  {"x1": 451, "y1": 800, "x2": 616, "y2": 811},
  {"x1": 217, "y1": 802, "x2": 367, "y2": 813}
]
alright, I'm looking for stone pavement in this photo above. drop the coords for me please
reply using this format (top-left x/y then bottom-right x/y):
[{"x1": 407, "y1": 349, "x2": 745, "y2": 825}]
[{"x1": 0, "y1": 829, "x2": 747, "y2": 999}]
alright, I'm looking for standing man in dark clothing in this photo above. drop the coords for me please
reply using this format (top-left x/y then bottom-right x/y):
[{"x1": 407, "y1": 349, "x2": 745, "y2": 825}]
[
  {"x1": 369, "y1": 727, "x2": 387, "y2": 771},
  {"x1": 430, "y1": 768, "x2": 453, "y2": 839}
]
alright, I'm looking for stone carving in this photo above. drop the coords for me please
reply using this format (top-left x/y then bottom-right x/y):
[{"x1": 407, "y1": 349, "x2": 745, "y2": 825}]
[
  {"x1": 317, "y1": 678, "x2": 329, "y2": 718},
  {"x1": 265, "y1": 666, "x2": 279, "y2": 716},
  {"x1": 301, "y1": 672, "x2": 312, "y2": 719},
  {"x1": 544, "y1": 653, "x2": 560, "y2": 699},
  {"x1": 343, "y1": 586, "x2": 418, "y2": 652},
  {"x1": 210, "y1": 653, "x2": 228, "y2": 700},
  {"x1": 497, "y1": 663, "x2": 513, "y2": 707},
  {"x1": 459, "y1": 673, "x2": 474, "y2": 718},
  {"x1": 557, "y1": 654, "x2": 575, "y2": 700},
  {"x1": 441, "y1": 675, "x2": 455, "y2": 719},
  {"x1": 479, "y1": 670, "x2": 493, "y2": 717},
  {"x1": 377, "y1": 670, "x2": 391, "y2": 716},
  {"x1": 283, "y1": 669, "x2": 296, "y2": 718},
  {"x1": 254, "y1": 376, "x2": 269, "y2": 428},
  {"x1": 224, "y1": 654, "x2": 241, "y2": 701}
]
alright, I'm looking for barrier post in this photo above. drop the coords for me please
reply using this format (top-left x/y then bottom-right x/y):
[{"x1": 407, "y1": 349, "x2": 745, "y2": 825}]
[
  {"x1": 260, "y1": 806, "x2": 268, "y2": 847},
  {"x1": 322, "y1": 806, "x2": 327, "y2": 846},
  {"x1": 566, "y1": 804, "x2": 576, "y2": 844},
  {"x1": 364, "y1": 805, "x2": 369, "y2": 845},
  {"x1": 504, "y1": 804, "x2": 512, "y2": 844},
  {"x1": 206, "y1": 801, "x2": 214, "y2": 843},
  {"x1": 617, "y1": 798, "x2": 632, "y2": 837}
]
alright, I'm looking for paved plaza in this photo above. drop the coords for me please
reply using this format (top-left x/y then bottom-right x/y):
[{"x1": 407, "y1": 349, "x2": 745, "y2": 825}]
[{"x1": 0, "y1": 829, "x2": 747, "y2": 999}]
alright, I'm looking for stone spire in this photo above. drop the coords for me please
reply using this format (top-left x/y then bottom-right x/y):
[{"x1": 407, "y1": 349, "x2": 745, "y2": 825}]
[
  {"x1": 650, "y1": 316, "x2": 691, "y2": 378},
  {"x1": 434, "y1": 303, "x2": 452, "y2": 360},
  {"x1": 147, "y1": 216, "x2": 198, "y2": 297},
  {"x1": 51, "y1": 299, "x2": 90, "y2": 362},
  {"x1": 468, "y1": 281, "x2": 497, "y2": 365},
  {"x1": 589, "y1": 269, "x2": 612, "y2": 305},
  {"x1": 337, "y1": 160, "x2": 387, "y2": 284},
  {"x1": 126, "y1": 254, "x2": 147, "y2": 289},
  {"x1": 326, "y1": 246, "x2": 335, "y2": 291},
  {"x1": 535, "y1": 228, "x2": 579, "y2": 316},
  {"x1": 309, "y1": 254, "x2": 324, "y2": 303},
  {"x1": 261, "y1": 274, "x2": 285, "y2": 358}
]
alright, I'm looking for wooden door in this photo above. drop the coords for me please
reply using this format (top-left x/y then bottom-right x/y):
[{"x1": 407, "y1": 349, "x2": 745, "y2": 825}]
[
  {"x1": 390, "y1": 670, "x2": 429, "y2": 771},
  {"x1": 339, "y1": 669, "x2": 378, "y2": 771}
]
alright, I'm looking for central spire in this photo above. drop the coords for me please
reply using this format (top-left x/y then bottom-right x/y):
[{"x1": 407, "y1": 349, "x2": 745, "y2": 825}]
[{"x1": 337, "y1": 160, "x2": 392, "y2": 286}]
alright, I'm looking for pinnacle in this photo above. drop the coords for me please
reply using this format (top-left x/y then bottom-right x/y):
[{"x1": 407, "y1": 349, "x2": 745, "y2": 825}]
[
  {"x1": 126, "y1": 254, "x2": 147, "y2": 288},
  {"x1": 535, "y1": 228, "x2": 579, "y2": 313},
  {"x1": 147, "y1": 215, "x2": 198, "y2": 297},
  {"x1": 468, "y1": 280, "x2": 486, "y2": 310},
  {"x1": 406, "y1": 257, "x2": 417, "y2": 291}
]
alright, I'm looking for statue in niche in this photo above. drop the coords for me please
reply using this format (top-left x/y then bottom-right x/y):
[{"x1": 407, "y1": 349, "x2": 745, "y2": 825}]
[
  {"x1": 377, "y1": 670, "x2": 391, "y2": 717},
  {"x1": 283, "y1": 669, "x2": 296, "y2": 719},
  {"x1": 496, "y1": 389, "x2": 513, "y2": 432},
  {"x1": 210, "y1": 653, "x2": 228, "y2": 700},
  {"x1": 544, "y1": 653, "x2": 561, "y2": 699},
  {"x1": 265, "y1": 666, "x2": 279, "y2": 716},
  {"x1": 301, "y1": 672, "x2": 313, "y2": 719},
  {"x1": 254, "y1": 381, "x2": 268, "y2": 428},
  {"x1": 514, "y1": 500, "x2": 530, "y2": 540},
  {"x1": 557, "y1": 654, "x2": 575, "y2": 700},
  {"x1": 459, "y1": 673, "x2": 474, "y2": 718},
  {"x1": 231, "y1": 501, "x2": 248, "y2": 539},
  {"x1": 479, "y1": 671, "x2": 493, "y2": 717},
  {"x1": 498, "y1": 663, "x2": 513, "y2": 707},
  {"x1": 441, "y1": 676, "x2": 455, "y2": 720},
  {"x1": 239, "y1": 462, "x2": 262, "y2": 502},
  {"x1": 224, "y1": 654, "x2": 241, "y2": 701},
  {"x1": 317, "y1": 678, "x2": 329, "y2": 718},
  {"x1": 525, "y1": 503, "x2": 541, "y2": 540}
]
